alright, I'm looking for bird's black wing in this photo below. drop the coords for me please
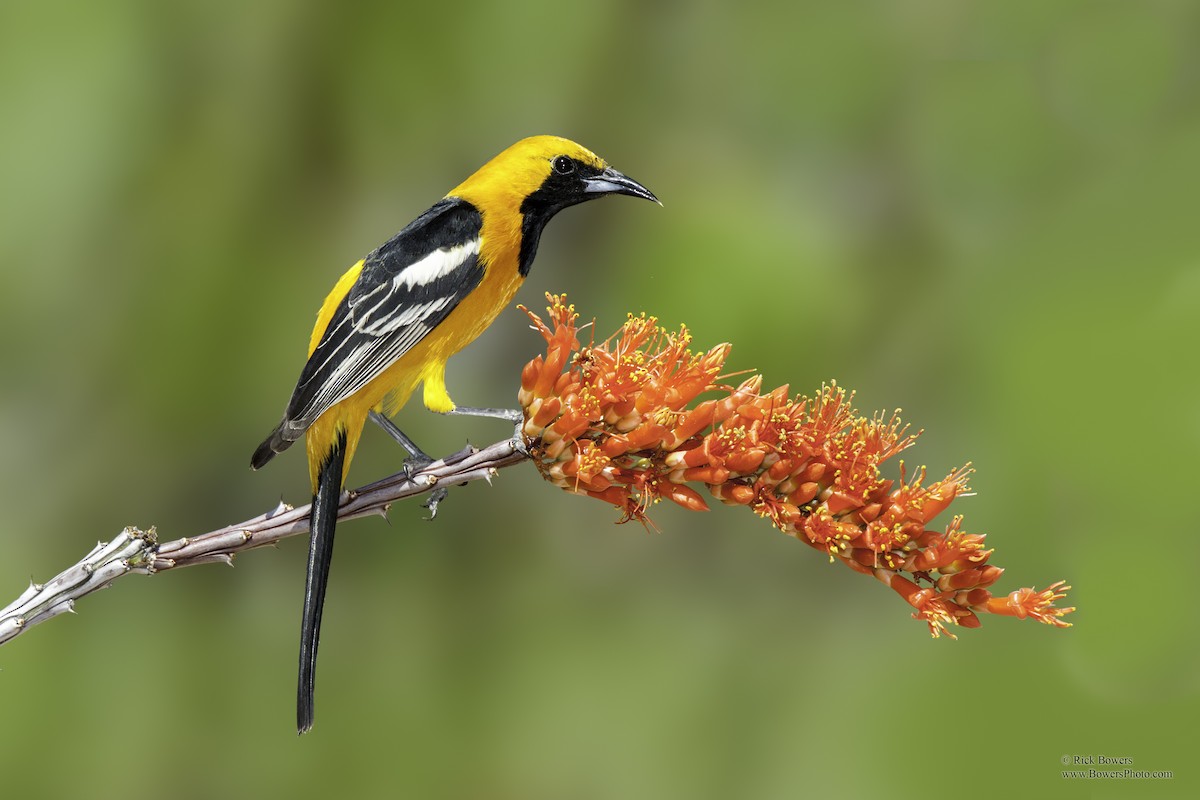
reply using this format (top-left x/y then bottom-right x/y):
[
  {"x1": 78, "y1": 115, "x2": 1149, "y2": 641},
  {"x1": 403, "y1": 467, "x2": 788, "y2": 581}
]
[{"x1": 270, "y1": 198, "x2": 484, "y2": 450}]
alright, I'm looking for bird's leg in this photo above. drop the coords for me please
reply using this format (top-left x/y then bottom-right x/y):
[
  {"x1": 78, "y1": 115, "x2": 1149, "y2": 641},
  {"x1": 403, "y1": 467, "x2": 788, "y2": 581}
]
[
  {"x1": 369, "y1": 410, "x2": 432, "y2": 464},
  {"x1": 446, "y1": 406, "x2": 523, "y2": 423},
  {"x1": 368, "y1": 411, "x2": 447, "y2": 517},
  {"x1": 445, "y1": 406, "x2": 525, "y2": 441}
]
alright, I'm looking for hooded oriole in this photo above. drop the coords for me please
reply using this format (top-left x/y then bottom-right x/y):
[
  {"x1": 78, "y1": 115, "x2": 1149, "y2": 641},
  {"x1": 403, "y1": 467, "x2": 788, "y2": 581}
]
[{"x1": 250, "y1": 136, "x2": 657, "y2": 733}]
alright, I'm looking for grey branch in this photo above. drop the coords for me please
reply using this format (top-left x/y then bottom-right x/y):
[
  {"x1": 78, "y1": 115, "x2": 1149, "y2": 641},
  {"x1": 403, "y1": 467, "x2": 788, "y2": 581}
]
[{"x1": 0, "y1": 437, "x2": 529, "y2": 647}]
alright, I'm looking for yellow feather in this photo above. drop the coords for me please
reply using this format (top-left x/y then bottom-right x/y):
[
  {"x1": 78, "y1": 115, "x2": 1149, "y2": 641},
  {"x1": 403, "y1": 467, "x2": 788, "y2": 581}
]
[{"x1": 308, "y1": 259, "x2": 364, "y2": 357}]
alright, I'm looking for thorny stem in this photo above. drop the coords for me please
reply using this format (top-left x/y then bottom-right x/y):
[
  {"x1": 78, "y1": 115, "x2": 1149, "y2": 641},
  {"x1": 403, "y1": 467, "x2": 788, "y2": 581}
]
[{"x1": 0, "y1": 437, "x2": 529, "y2": 647}]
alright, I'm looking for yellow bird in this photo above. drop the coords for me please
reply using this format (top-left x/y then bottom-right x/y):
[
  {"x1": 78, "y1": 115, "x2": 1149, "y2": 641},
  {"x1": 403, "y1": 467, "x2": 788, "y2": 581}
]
[{"x1": 250, "y1": 136, "x2": 658, "y2": 732}]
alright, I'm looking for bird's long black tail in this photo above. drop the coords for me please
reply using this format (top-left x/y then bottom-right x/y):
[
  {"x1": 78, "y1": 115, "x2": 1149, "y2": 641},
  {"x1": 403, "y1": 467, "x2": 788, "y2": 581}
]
[{"x1": 297, "y1": 429, "x2": 346, "y2": 734}]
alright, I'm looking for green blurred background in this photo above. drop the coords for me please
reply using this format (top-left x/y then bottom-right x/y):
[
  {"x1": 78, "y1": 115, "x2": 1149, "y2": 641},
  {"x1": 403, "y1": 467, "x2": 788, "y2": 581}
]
[{"x1": 2, "y1": 1, "x2": 1196, "y2": 798}]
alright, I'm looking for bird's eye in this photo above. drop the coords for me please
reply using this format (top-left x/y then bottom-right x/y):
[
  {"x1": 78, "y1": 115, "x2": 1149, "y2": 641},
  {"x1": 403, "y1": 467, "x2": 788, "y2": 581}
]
[{"x1": 552, "y1": 155, "x2": 575, "y2": 175}]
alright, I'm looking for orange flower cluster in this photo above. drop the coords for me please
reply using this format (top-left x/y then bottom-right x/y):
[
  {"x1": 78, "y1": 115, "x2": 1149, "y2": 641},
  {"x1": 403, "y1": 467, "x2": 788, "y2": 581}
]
[{"x1": 518, "y1": 295, "x2": 1075, "y2": 638}]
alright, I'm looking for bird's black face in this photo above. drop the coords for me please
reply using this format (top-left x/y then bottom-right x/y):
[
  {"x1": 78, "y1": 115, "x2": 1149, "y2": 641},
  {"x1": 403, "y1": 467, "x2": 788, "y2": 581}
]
[
  {"x1": 525, "y1": 155, "x2": 659, "y2": 218},
  {"x1": 517, "y1": 154, "x2": 658, "y2": 276}
]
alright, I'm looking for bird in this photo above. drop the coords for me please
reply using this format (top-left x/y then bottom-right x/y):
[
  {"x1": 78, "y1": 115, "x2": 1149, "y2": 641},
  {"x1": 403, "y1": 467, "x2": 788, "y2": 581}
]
[{"x1": 250, "y1": 136, "x2": 658, "y2": 733}]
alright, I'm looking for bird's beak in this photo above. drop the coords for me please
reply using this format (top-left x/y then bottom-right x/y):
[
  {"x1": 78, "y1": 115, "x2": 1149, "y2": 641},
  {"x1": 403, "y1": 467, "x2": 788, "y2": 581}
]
[{"x1": 583, "y1": 167, "x2": 661, "y2": 205}]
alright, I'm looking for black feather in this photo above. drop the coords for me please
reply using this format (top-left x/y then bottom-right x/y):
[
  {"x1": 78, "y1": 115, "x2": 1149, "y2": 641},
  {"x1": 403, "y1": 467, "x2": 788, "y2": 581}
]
[
  {"x1": 250, "y1": 424, "x2": 293, "y2": 470},
  {"x1": 517, "y1": 158, "x2": 605, "y2": 276},
  {"x1": 297, "y1": 428, "x2": 347, "y2": 734}
]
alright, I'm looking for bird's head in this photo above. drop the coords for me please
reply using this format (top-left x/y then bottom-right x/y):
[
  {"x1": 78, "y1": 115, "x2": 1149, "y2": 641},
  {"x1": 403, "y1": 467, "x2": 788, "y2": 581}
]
[
  {"x1": 449, "y1": 135, "x2": 658, "y2": 219},
  {"x1": 449, "y1": 136, "x2": 658, "y2": 275}
]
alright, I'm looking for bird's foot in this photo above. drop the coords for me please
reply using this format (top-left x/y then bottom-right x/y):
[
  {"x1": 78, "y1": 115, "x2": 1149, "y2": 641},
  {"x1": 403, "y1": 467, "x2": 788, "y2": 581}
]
[{"x1": 422, "y1": 486, "x2": 449, "y2": 520}]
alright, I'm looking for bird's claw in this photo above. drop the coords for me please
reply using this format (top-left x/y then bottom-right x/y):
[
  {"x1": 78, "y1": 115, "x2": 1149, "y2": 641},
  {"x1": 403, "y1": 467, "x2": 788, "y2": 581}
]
[
  {"x1": 422, "y1": 487, "x2": 449, "y2": 520},
  {"x1": 402, "y1": 453, "x2": 434, "y2": 483}
]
